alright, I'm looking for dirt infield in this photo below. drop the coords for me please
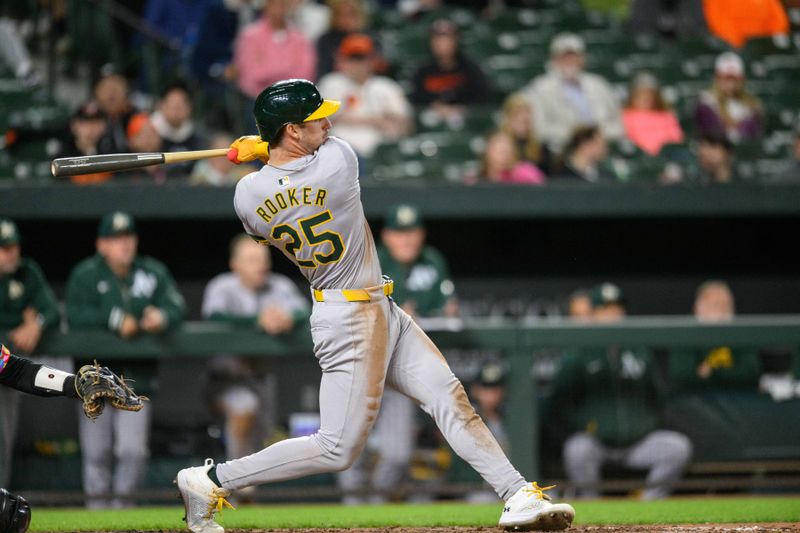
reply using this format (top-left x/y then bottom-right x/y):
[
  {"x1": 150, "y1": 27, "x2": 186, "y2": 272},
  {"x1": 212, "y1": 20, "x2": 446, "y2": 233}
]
[{"x1": 75, "y1": 526, "x2": 800, "y2": 533}]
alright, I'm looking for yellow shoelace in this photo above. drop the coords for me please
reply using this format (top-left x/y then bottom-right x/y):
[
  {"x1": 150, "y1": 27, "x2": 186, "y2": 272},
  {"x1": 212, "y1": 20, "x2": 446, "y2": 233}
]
[
  {"x1": 205, "y1": 488, "x2": 235, "y2": 519},
  {"x1": 522, "y1": 482, "x2": 556, "y2": 501}
]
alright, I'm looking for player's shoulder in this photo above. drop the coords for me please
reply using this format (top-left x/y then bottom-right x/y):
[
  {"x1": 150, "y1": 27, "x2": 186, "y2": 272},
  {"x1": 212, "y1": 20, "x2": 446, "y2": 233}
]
[
  {"x1": 420, "y1": 245, "x2": 448, "y2": 268},
  {"x1": 17, "y1": 257, "x2": 44, "y2": 276},
  {"x1": 69, "y1": 254, "x2": 103, "y2": 278},
  {"x1": 136, "y1": 255, "x2": 172, "y2": 275},
  {"x1": 205, "y1": 272, "x2": 239, "y2": 292},
  {"x1": 320, "y1": 136, "x2": 358, "y2": 167}
]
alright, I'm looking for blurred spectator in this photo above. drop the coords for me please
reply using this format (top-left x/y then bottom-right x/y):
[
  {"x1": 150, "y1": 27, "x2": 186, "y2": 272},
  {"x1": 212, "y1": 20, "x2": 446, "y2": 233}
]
[
  {"x1": 190, "y1": 133, "x2": 252, "y2": 186},
  {"x1": 143, "y1": 0, "x2": 210, "y2": 49},
  {"x1": 317, "y1": 34, "x2": 412, "y2": 162},
  {"x1": 552, "y1": 126, "x2": 616, "y2": 183},
  {"x1": 66, "y1": 212, "x2": 185, "y2": 508},
  {"x1": 771, "y1": 125, "x2": 800, "y2": 183},
  {"x1": 694, "y1": 52, "x2": 763, "y2": 144},
  {"x1": 60, "y1": 101, "x2": 112, "y2": 185},
  {"x1": 499, "y1": 94, "x2": 554, "y2": 174},
  {"x1": 95, "y1": 74, "x2": 138, "y2": 154},
  {"x1": 339, "y1": 205, "x2": 456, "y2": 504},
  {"x1": 521, "y1": 33, "x2": 624, "y2": 152},
  {"x1": 0, "y1": 17, "x2": 40, "y2": 86},
  {"x1": 126, "y1": 113, "x2": 167, "y2": 182},
  {"x1": 471, "y1": 130, "x2": 546, "y2": 185},
  {"x1": 191, "y1": 0, "x2": 243, "y2": 89},
  {"x1": 567, "y1": 289, "x2": 592, "y2": 321},
  {"x1": 202, "y1": 234, "x2": 309, "y2": 462},
  {"x1": 232, "y1": 0, "x2": 316, "y2": 99},
  {"x1": 628, "y1": 0, "x2": 707, "y2": 38},
  {"x1": 0, "y1": 218, "x2": 59, "y2": 486},
  {"x1": 316, "y1": 0, "x2": 370, "y2": 80},
  {"x1": 291, "y1": 0, "x2": 331, "y2": 42},
  {"x1": 670, "y1": 280, "x2": 760, "y2": 392},
  {"x1": 551, "y1": 282, "x2": 692, "y2": 499},
  {"x1": 622, "y1": 72, "x2": 684, "y2": 155},
  {"x1": 410, "y1": 19, "x2": 490, "y2": 124},
  {"x1": 151, "y1": 82, "x2": 204, "y2": 178},
  {"x1": 703, "y1": 0, "x2": 789, "y2": 48},
  {"x1": 695, "y1": 133, "x2": 737, "y2": 184}
]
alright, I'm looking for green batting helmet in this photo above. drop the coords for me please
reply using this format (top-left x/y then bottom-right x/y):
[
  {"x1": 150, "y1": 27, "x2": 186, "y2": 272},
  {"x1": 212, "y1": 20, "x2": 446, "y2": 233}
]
[{"x1": 253, "y1": 79, "x2": 340, "y2": 143}]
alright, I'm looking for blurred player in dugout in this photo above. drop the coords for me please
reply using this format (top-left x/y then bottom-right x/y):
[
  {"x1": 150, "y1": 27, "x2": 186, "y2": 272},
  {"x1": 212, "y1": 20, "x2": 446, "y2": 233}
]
[
  {"x1": 201, "y1": 234, "x2": 310, "y2": 465},
  {"x1": 65, "y1": 212, "x2": 185, "y2": 508},
  {"x1": 549, "y1": 283, "x2": 692, "y2": 500},
  {"x1": 338, "y1": 204, "x2": 457, "y2": 504},
  {"x1": 0, "y1": 218, "x2": 60, "y2": 487}
]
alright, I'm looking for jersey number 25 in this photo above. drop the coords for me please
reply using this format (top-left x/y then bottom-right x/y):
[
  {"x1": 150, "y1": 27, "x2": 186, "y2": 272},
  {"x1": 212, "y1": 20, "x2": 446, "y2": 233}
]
[{"x1": 271, "y1": 210, "x2": 345, "y2": 268}]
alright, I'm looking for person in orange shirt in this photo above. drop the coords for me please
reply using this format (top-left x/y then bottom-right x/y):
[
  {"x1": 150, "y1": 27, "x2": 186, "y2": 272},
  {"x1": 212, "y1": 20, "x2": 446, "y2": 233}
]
[
  {"x1": 622, "y1": 72, "x2": 684, "y2": 156},
  {"x1": 703, "y1": 0, "x2": 789, "y2": 48}
]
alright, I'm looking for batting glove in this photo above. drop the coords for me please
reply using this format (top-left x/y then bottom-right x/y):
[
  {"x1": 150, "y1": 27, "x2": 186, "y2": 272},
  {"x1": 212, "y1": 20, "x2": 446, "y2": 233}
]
[{"x1": 228, "y1": 135, "x2": 270, "y2": 164}]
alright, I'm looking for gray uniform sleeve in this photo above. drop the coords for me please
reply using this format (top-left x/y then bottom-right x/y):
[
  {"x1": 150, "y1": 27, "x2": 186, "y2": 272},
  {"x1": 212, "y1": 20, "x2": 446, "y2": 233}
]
[
  {"x1": 233, "y1": 174, "x2": 267, "y2": 241},
  {"x1": 201, "y1": 275, "x2": 229, "y2": 318}
]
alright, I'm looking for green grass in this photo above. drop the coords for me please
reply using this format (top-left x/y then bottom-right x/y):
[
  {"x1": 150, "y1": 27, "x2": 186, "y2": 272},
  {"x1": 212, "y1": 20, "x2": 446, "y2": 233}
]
[{"x1": 30, "y1": 497, "x2": 800, "y2": 531}]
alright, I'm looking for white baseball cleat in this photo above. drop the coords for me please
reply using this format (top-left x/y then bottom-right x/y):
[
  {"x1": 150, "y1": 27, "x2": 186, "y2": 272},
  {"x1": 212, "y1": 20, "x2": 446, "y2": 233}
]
[
  {"x1": 175, "y1": 458, "x2": 234, "y2": 533},
  {"x1": 499, "y1": 482, "x2": 575, "y2": 531}
]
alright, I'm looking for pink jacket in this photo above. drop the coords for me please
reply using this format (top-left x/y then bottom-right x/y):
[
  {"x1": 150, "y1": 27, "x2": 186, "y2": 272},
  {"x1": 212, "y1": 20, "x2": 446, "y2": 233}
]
[
  {"x1": 623, "y1": 109, "x2": 684, "y2": 155},
  {"x1": 234, "y1": 19, "x2": 317, "y2": 99},
  {"x1": 498, "y1": 162, "x2": 546, "y2": 185}
]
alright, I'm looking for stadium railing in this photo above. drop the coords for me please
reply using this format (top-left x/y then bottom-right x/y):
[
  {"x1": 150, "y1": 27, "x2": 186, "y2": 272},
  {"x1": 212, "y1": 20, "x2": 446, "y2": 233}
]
[{"x1": 5, "y1": 315, "x2": 799, "y2": 487}]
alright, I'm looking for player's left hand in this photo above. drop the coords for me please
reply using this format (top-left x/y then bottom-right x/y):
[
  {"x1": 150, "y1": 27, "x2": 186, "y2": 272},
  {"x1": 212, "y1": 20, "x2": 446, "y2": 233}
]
[
  {"x1": 75, "y1": 361, "x2": 149, "y2": 420},
  {"x1": 8, "y1": 308, "x2": 43, "y2": 354},
  {"x1": 140, "y1": 306, "x2": 166, "y2": 332},
  {"x1": 228, "y1": 135, "x2": 269, "y2": 164}
]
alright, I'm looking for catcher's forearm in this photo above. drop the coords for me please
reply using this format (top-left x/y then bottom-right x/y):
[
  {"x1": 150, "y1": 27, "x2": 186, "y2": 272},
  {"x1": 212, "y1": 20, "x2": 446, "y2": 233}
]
[{"x1": 0, "y1": 352, "x2": 77, "y2": 398}]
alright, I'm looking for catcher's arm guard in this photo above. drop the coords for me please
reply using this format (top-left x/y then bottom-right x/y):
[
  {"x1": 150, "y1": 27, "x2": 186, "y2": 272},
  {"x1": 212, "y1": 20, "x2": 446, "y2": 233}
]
[{"x1": 74, "y1": 361, "x2": 149, "y2": 420}]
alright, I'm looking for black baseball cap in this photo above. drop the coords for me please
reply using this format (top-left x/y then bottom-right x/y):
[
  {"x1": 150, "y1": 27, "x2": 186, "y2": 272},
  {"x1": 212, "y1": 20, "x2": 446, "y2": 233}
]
[
  {"x1": 98, "y1": 211, "x2": 137, "y2": 237},
  {"x1": 0, "y1": 218, "x2": 20, "y2": 246},
  {"x1": 590, "y1": 282, "x2": 626, "y2": 307},
  {"x1": 477, "y1": 362, "x2": 507, "y2": 387},
  {"x1": 384, "y1": 204, "x2": 423, "y2": 230}
]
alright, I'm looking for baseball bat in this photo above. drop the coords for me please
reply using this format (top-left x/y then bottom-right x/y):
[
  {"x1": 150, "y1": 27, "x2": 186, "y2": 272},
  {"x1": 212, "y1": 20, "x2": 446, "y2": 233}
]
[{"x1": 50, "y1": 148, "x2": 229, "y2": 177}]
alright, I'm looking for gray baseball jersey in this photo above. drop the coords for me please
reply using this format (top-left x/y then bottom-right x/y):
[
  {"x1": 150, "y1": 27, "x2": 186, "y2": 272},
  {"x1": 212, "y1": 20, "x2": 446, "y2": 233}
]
[
  {"x1": 202, "y1": 272, "x2": 308, "y2": 318},
  {"x1": 218, "y1": 134, "x2": 526, "y2": 503},
  {"x1": 233, "y1": 137, "x2": 381, "y2": 290}
]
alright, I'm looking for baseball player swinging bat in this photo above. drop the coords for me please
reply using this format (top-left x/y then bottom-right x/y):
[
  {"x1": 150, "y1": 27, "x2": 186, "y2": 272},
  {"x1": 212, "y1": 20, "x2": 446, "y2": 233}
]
[{"x1": 50, "y1": 148, "x2": 229, "y2": 177}]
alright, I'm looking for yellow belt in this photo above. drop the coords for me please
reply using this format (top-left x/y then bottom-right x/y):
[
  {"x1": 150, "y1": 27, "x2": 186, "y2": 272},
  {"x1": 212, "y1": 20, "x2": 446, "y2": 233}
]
[{"x1": 313, "y1": 280, "x2": 394, "y2": 302}]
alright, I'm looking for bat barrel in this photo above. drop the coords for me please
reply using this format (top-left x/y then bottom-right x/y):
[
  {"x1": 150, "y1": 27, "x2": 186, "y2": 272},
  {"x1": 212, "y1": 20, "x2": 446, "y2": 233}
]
[{"x1": 51, "y1": 153, "x2": 165, "y2": 177}]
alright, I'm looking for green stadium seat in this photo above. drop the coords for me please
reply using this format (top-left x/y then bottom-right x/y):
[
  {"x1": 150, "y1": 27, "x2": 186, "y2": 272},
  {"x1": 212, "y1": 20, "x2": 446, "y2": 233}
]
[
  {"x1": 488, "y1": 8, "x2": 542, "y2": 30},
  {"x1": 741, "y1": 36, "x2": 798, "y2": 60}
]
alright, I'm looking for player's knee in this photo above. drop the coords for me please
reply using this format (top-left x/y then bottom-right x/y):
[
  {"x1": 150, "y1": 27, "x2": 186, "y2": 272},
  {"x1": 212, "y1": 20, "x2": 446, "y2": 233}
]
[
  {"x1": 660, "y1": 432, "x2": 693, "y2": 466},
  {"x1": 564, "y1": 432, "x2": 602, "y2": 464}
]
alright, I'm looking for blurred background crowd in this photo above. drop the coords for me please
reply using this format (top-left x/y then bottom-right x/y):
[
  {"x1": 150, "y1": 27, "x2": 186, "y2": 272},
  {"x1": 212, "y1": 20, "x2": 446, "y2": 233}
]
[
  {"x1": 0, "y1": 0, "x2": 799, "y2": 185},
  {"x1": 1, "y1": 0, "x2": 800, "y2": 510}
]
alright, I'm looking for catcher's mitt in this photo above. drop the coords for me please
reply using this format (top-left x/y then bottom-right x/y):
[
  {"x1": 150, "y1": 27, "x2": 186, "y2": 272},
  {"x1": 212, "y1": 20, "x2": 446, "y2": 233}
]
[{"x1": 75, "y1": 361, "x2": 149, "y2": 420}]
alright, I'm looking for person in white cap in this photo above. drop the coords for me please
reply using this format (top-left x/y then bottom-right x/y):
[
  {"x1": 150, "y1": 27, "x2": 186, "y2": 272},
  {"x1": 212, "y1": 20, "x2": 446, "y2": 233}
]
[
  {"x1": 520, "y1": 32, "x2": 623, "y2": 153},
  {"x1": 694, "y1": 52, "x2": 763, "y2": 144}
]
